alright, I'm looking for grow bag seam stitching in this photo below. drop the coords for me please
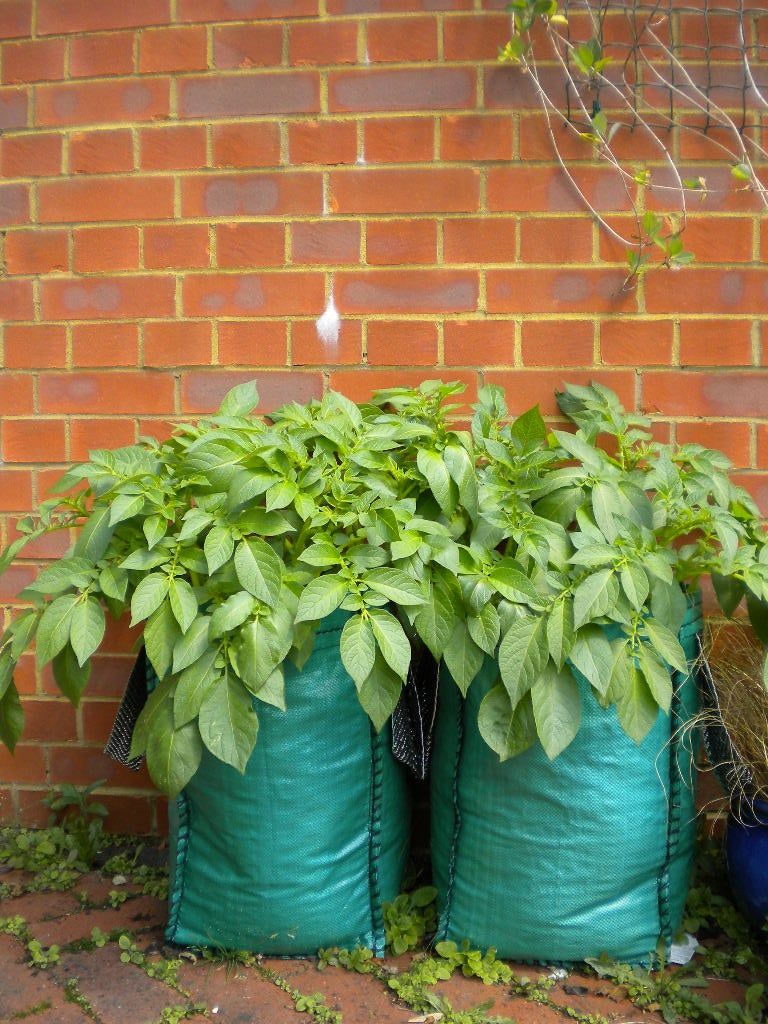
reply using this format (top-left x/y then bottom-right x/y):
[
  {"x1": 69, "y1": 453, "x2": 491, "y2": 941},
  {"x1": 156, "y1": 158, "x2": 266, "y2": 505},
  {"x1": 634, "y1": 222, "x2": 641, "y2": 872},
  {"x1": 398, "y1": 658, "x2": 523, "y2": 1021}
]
[
  {"x1": 440, "y1": 685, "x2": 465, "y2": 942},
  {"x1": 166, "y1": 788, "x2": 191, "y2": 943},
  {"x1": 367, "y1": 722, "x2": 385, "y2": 955}
]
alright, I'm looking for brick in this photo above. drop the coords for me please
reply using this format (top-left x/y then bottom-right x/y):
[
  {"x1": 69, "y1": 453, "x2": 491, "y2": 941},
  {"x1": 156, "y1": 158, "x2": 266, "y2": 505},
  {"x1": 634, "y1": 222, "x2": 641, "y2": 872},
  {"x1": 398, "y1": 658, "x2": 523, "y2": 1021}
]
[
  {"x1": 364, "y1": 116, "x2": 433, "y2": 163},
  {"x1": 289, "y1": 119, "x2": 357, "y2": 164},
  {"x1": 521, "y1": 321, "x2": 594, "y2": 367},
  {"x1": 292, "y1": 319, "x2": 362, "y2": 365},
  {"x1": 217, "y1": 223, "x2": 284, "y2": 268},
  {"x1": 36, "y1": 78, "x2": 170, "y2": 128},
  {"x1": 441, "y1": 114, "x2": 513, "y2": 161},
  {"x1": 485, "y1": 370, "x2": 635, "y2": 415},
  {"x1": 678, "y1": 216, "x2": 754, "y2": 263},
  {"x1": 218, "y1": 321, "x2": 287, "y2": 366},
  {"x1": 183, "y1": 272, "x2": 325, "y2": 316},
  {"x1": 367, "y1": 321, "x2": 438, "y2": 366},
  {"x1": 679, "y1": 320, "x2": 753, "y2": 366},
  {"x1": 444, "y1": 217, "x2": 516, "y2": 264},
  {"x1": 37, "y1": 0, "x2": 170, "y2": 34},
  {"x1": 0, "y1": 468, "x2": 33, "y2": 511},
  {"x1": 140, "y1": 25, "x2": 207, "y2": 72},
  {"x1": 488, "y1": 166, "x2": 631, "y2": 213},
  {"x1": 520, "y1": 217, "x2": 593, "y2": 264},
  {"x1": 0, "y1": 1, "x2": 31, "y2": 39},
  {"x1": 212, "y1": 122, "x2": 281, "y2": 168},
  {"x1": 678, "y1": 422, "x2": 751, "y2": 467},
  {"x1": 366, "y1": 219, "x2": 436, "y2": 265},
  {"x1": 0, "y1": 279, "x2": 34, "y2": 321},
  {"x1": 214, "y1": 23, "x2": 283, "y2": 69},
  {"x1": 6, "y1": 517, "x2": 71, "y2": 559},
  {"x1": 642, "y1": 371, "x2": 768, "y2": 417},
  {"x1": 182, "y1": 172, "x2": 322, "y2": 217},
  {"x1": 144, "y1": 320, "x2": 212, "y2": 367},
  {"x1": 601, "y1": 319, "x2": 674, "y2": 366},
  {"x1": 40, "y1": 371, "x2": 174, "y2": 414},
  {"x1": 140, "y1": 124, "x2": 207, "y2": 170},
  {"x1": 0, "y1": 132, "x2": 61, "y2": 177},
  {"x1": 337, "y1": 270, "x2": 478, "y2": 313},
  {"x1": 73, "y1": 226, "x2": 140, "y2": 272},
  {"x1": 0, "y1": 183, "x2": 28, "y2": 226},
  {"x1": 0, "y1": 86, "x2": 28, "y2": 131},
  {"x1": 181, "y1": 370, "x2": 322, "y2": 413},
  {"x1": 0, "y1": 565, "x2": 36, "y2": 604},
  {"x1": 69, "y1": 32, "x2": 135, "y2": 78},
  {"x1": 39, "y1": 176, "x2": 174, "y2": 223},
  {"x1": 330, "y1": 368, "x2": 477, "y2": 405},
  {"x1": 179, "y1": 0, "x2": 318, "y2": 20},
  {"x1": 179, "y1": 72, "x2": 319, "y2": 118},
  {"x1": 484, "y1": 64, "x2": 559, "y2": 110},
  {"x1": 291, "y1": 220, "x2": 359, "y2": 265},
  {"x1": 330, "y1": 67, "x2": 474, "y2": 112},
  {"x1": 71, "y1": 323, "x2": 139, "y2": 367},
  {"x1": 444, "y1": 320, "x2": 513, "y2": 366},
  {"x1": 4, "y1": 229, "x2": 67, "y2": 274},
  {"x1": 42, "y1": 275, "x2": 175, "y2": 320},
  {"x1": 144, "y1": 223, "x2": 210, "y2": 269},
  {"x1": 48, "y1": 745, "x2": 157, "y2": 789},
  {"x1": 4, "y1": 325, "x2": 66, "y2": 369},
  {"x1": 367, "y1": 16, "x2": 438, "y2": 62},
  {"x1": 20, "y1": 699, "x2": 78, "y2": 742},
  {"x1": 69, "y1": 129, "x2": 134, "y2": 174},
  {"x1": 443, "y1": 12, "x2": 510, "y2": 60},
  {"x1": 70, "y1": 419, "x2": 136, "y2": 460},
  {"x1": 2, "y1": 38, "x2": 65, "y2": 84},
  {"x1": 646, "y1": 269, "x2": 768, "y2": 314},
  {"x1": 289, "y1": 20, "x2": 357, "y2": 66},
  {"x1": 0, "y1": 375, "x2": 34, "y2": 414},
  {"x1": 94, "y1": 793, "x2": 156, "y2": 834},
  {"x1": 0, "y1": 746, "x2": 46, "y2": 785},
  {"x1": 487, "y1": 268, "x2": 634, "y2": 315},
  {"x1": 330, "y1": 168, "x2": 479, "y2": 214}
]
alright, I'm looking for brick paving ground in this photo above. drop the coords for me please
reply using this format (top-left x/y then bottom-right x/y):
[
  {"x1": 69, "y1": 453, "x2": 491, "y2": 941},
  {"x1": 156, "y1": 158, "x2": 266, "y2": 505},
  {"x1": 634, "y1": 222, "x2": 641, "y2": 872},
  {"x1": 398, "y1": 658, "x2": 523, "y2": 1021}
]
[{"x1": 0, "y1": 864, "x2": 753, "y2": 1024}]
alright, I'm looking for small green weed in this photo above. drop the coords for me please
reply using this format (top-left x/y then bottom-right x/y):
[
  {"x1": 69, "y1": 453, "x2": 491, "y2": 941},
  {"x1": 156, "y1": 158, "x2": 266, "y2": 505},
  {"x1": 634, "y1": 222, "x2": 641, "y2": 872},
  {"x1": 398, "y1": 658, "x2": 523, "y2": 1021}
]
[
  {"x1": 63, "y1": 978, "x2": 98, "y2": 1021},
  {"x1": 43, "y1": 780, "x2": 108, "y2": 870},
  {"x1": 383, "y1": 885, "x2": 438, "y2": 954}
]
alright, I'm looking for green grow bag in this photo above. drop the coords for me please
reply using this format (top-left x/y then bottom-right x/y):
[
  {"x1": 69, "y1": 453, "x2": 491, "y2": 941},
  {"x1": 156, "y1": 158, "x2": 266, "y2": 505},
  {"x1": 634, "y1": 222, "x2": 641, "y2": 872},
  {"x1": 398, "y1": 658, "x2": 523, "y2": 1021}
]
[
  {"x1": 431, "y1": 595, "x2": 701, "y2": 965},
  {"x1": 159, "y1": 612, "x2": 410, "y2": 955}
]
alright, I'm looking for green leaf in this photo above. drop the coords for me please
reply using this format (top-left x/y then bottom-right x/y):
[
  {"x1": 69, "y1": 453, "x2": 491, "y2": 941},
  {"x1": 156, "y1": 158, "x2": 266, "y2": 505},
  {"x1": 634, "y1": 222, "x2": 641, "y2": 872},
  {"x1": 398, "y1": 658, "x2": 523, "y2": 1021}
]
[
  {"x1": 239, "y1": 617, "x2": 283, "y2": 692},
  {"x1": 70, "y1": 597, "x2": 106, "y2": 667},
  {"x1": 568, "y1": 625, "x2": 613, "y2": 696},
  {"x1": 172, "y1": 616, "x2": 212, "y2": 674},
  {"x1": 0, "y1": 684, "x2": 24, "y2": 753},
  {"x1": 146, "y1": 715, "x2": 203, "y2": 798},
  {"x1": 617, "y1": 662, "x2": 659, "y2": 744},
  {"x1": 365, "y1": 568, "x2": 424, "y2": 607},
  {"x1": 204, "y1": 524, "x2": 235, "y2": 575},
  {"x1": 26, "y1": 558, "x2": 93, "y2": 596},
  {"x1": 168, "y1": 577, "x2": 198, "y2": 634},
  {"x1": 746, "y1": 592, "x2": 768, "y2": 645},
  {"x1": 414, "y1": 583, "x2": 456, "y2": 660},
  {"x1": 218, "y1": 380, "x2": 259, "y2": 417},
  {"x1": 711, "y1": 572, "x2": 744, "y2": 618},
  {"x1": 649, "y1": 578, "x2": 688, "y2": 635},
  {"x1": 99, "y1": 566, "x2": 129, "y2": 603},
  {"x1": 642, "y1": 618, "x2": 688, "y2": 675},
  {"x1": 295, "y1": 574, "x2": 348, "y2": 623},
  {"x1": 488, "y1": 565, "x2": 543, "y2": 608},
  {"x1": 36, "y1": 594, "x2": 78, "y2": 667},
  {"x1": 120, "y1": 548, "x2": 169, "y2": 571},
  {"x1": 443, "y1": 619, "x2": 484, "y2": 696},
  {"x1": 174, "y1": 648, "x2": 220, "y2": 728},
  {"x1": 638, "y1": 645, "x2": 673, "y2": 713},
  {"x1": 143, "y1": 600, "x2": 181, "y2": 680},
  {"x1": 52, "y1": 644, "x2": 91, "y2": 707},
  {"x1": 254, "y1": 667, "x2": 285, "y2": 710},
  {"x1": 467, "y1": 602, "x2": 501, "y2": 656},
  {"x1": 265, "y1": 479, "x2": 298, "y2": 512},
  {"x1": 340, "y1": 614, "x2": 376, "y2": 688},
  {"x1": 478, "y1": 685, "x2": 536, "y2": 761},
  {"x1": 573, "y1": 569, "x2": 618, "y2": 627},
  {"x1": 234, "y1": 539, "x2": 282, "y2": 608},
  {"x1": 9, "y1": 610, "x2": 40, "y2": 661},
  {"x1": 531, "y1": 662, "x2": 581, "y2": 760},
  {"x1": 620, "y1": 563, "x2": 650, "y2": 611},
  {"x1": 369, "y1": 607, "x2": 411, "y2": 682},
  {"x1": 143, "y1": 515, "x2": 167, "y2": 550},
  {"x1": 444, "y1": 444, "x2": 478, "y2": 519},
  {"x1": 591, "y1": 482, "x2": 619, "y2": 542},
  {"x1": 510, "y1": 405, "x2": 547, "y2": 448},
  {"x1": 129, "y1": 676, "x2": 174, "y2": 759},
  {"x1": 0, "y1": 652, "x2": 14, "y2": 703},
  {"x1": 297, "y1": 541, "x2": 344, "y2": 568},
  {"x1": 130, "y1": 573, "x2": 170, "y2": 626},
  {"x1": 208, "y1": 591, "x2": 255, "y2": 638},
  {"x1": 198, "y1": 675, "x2": 259, "y2": 773},
  {"x1": 417, "y1": 449, "x2": 455, "y2": 516},
  {"x1": 546, "y1": 598, "x2": 574, "y2": 669},
  {"x1": 498, "y1": 614, "x2": 547, "y2": 705},
  {"x1": 108, "y1": 492, "x2": 145, "y2": 526},
  {"x1": 73, "y1": 504, "x2": 115, "y2": 563},
  {"x1": 357, "y1": 653, "x2": 402, "y2": 732}
]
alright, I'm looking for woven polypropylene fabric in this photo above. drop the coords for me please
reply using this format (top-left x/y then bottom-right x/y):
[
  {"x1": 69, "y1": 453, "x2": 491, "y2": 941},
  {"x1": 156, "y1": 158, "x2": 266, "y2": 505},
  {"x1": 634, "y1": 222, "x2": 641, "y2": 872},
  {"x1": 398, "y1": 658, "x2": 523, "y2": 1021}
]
[
  {"x1": 162, "y1": 611, "x2": 410, "y2": 955},
  {"x1": 431, "y1": 594, "x2": 702, "y2": 966}
]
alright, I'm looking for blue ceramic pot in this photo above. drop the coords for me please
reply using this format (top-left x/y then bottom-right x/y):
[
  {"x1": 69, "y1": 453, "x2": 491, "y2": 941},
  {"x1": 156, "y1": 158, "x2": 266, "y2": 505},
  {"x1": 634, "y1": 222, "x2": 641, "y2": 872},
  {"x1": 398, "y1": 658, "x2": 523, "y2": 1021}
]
[{"x1": 725, "y1": 797, "x2": 768, "y2": 929}]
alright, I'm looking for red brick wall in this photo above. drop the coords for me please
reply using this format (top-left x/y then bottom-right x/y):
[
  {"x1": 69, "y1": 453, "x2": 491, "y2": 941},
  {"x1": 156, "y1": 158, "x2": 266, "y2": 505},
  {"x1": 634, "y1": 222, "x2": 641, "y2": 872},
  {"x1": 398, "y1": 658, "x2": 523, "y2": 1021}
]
[{"x1": 0, "y1": 1, "x2": 764, "y2": 831}]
